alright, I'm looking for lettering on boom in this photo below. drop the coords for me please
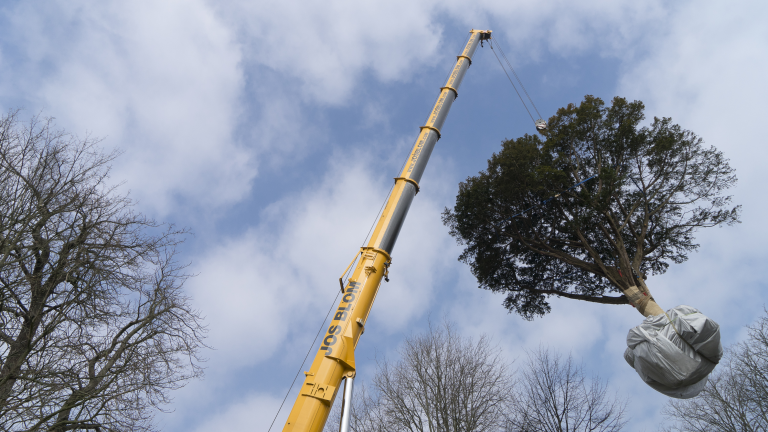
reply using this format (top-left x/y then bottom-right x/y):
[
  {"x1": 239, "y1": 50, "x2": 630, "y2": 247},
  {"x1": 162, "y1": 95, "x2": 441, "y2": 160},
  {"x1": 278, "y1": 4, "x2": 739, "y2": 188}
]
[
  {"x1": 428, "y1": 93, "x2": 447, "y2": 125},
  {"x1": 448, "y1": 65, "x2": 460, "y2": 87},
  {"x1": 318, "y1": 281, "x2": 362, "y2": 357},
  {"x1": 405, "y1": 90, "x2": 446, "y2": 176},
  {"x1": 406, "y1": 133, "x2": 428, "y2": 174},
  {"x1": 462, "y1": 34, "x2": 476, "y2": 57}
]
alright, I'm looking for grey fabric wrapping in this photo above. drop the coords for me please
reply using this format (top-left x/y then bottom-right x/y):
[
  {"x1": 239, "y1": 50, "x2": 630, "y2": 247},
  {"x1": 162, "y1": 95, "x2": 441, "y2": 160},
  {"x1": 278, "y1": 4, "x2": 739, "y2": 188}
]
[{"x1": 624, "y1": 305, "x2": 723, "y2": 399}]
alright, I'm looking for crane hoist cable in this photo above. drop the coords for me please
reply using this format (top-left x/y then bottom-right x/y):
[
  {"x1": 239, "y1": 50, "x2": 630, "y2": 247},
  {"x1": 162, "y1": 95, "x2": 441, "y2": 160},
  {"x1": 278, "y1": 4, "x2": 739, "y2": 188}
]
[
  {"x1": 492, "y1": 36, "x2": 543, "y2": 119},
  {"x1": 488, "y1": 36, "x2": 547, "y2": 132}
]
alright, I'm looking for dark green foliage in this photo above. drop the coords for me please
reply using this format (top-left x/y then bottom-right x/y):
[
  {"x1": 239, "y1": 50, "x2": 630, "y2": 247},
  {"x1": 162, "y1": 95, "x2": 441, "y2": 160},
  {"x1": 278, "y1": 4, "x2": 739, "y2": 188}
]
[{"x1": 443, "y1": 96, "x2": 740, "y2": 320}]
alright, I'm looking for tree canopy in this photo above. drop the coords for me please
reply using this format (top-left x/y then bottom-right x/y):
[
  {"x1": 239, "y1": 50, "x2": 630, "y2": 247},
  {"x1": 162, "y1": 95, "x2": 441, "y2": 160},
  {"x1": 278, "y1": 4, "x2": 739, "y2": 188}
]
[{"x1": 443, "y1": 96, "x2": 739, "y2": 319}]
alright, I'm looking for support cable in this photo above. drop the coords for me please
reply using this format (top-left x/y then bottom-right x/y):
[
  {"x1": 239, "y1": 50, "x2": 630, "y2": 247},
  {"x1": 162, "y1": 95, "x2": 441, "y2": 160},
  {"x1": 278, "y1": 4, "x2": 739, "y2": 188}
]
[
  {"x1": 360, "y1": 182, "x2": 395, "y2": 248},
  {"x1": 492, "y1": 36, "x2": 544, "y2": 120},
  {"x1": 267, "y1": 70, "x2": 417, "y2": 430},
  {"x1": 267, "y1": 289, "x2": 342, "y2": 432},
  {"x1": 269, "y1": 166, "x2": 393, "y2": 431},
  {"x1": 488, "y1": 39, "x2": 536, "y2": 123}
]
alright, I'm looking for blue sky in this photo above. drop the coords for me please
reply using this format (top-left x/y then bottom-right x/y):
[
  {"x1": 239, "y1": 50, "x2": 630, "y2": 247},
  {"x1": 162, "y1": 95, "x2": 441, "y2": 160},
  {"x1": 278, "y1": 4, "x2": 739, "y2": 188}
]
[{"x1": 2, "y1": 1, "x2": 767, "y2": 431}]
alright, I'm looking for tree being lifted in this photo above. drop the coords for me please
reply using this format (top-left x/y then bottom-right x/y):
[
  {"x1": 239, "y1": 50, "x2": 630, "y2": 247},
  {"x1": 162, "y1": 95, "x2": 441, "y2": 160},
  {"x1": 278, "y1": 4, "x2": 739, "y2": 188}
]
[{"x1": 443, "y1": 95, "x2": 739, "y2": 397}]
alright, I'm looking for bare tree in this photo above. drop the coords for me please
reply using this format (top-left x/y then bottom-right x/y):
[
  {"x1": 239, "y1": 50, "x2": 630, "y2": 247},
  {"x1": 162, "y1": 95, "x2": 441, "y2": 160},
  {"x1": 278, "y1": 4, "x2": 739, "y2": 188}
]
[
  {"x1": 322, "y1": 325, "x2": 627, "y2": 432},
  {"x1": 323, "y1": 383, "x2": 392, "y2": 432},
  {"x1": 505, "y1": 348, "x2": 627, "y2": 432},
  {"x1": 0, "y1": 111, "x2": 206, "y2": 431},
  {"x1": 337, "y1": 321, "x2": 512, "y2": 432},
  {"x1": 663, "y1": 311, "x2": 768, "y2": 432}
]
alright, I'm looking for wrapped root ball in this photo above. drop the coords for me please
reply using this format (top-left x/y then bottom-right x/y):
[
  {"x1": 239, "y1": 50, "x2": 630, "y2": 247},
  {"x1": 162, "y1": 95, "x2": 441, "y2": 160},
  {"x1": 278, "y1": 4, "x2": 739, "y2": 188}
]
[{"x1": 624, "y1": 305, "x2": 723, "y2": 399}]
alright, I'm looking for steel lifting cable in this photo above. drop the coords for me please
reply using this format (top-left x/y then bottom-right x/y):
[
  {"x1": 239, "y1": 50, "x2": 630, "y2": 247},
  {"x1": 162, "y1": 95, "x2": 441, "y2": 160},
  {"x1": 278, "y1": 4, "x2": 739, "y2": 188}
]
[
  {"x1": 267, "y1": 289, "x2": 342, "y2": 432},
  {"x1": 488, "y1": 37, "x2": 547, "y2": 131},
  {"x1": 489, "y1": 39, "x2": 535, "y2": 124},
  {"x1": 492, "y1": 36, "x2": 544, "y2": 120},
  {"x1": 360, "y1": 182, "x2": 395, "y2": 248}
]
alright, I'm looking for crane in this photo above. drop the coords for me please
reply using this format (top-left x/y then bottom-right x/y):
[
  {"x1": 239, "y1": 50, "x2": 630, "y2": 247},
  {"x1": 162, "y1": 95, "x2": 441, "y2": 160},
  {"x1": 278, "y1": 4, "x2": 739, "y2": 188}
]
[{"x1": 281, "y1": 29, "x2": 492, "y2": 432}]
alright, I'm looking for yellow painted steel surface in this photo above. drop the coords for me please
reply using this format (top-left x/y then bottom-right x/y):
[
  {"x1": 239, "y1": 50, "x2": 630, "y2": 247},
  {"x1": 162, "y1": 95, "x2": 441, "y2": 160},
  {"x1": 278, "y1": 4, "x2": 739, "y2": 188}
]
[{"x1": 282, "y1": 29, "x2": 491, "y2": 432}]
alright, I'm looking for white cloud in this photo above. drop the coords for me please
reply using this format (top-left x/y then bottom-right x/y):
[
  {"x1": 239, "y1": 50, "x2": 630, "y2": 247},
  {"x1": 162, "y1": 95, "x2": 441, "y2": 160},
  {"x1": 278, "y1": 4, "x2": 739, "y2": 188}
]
[
  {"x1": 444, "y1": 0, "x2": 668, "y2": 59},
  {"x1": 0, "y1": 0, "x2": 675, "y2": 217},
  {"x1": 220, "y1": 0, "x2": 670, "y2": 106},
  {"x1": 185, "y1": 145, "x2": 463, "y2": 369},
  {"x1": 223, "y1": 0, "x2": 445, "y2": 105},
  {"x1": 188, "y1": 155, "x2": 383, "y2": 369},
  {"x1": 0, "y1": 0, "x2": 250, "y2": 214},
  {"x1": 188, "y1": 393, "x2": 282, "y2": 432},
  {"x1": 185, "y1": 145, "x2": 461, "y2": 362},
  {"x1": 173, "y1": 148, "x2": 463, "y2": 427}
]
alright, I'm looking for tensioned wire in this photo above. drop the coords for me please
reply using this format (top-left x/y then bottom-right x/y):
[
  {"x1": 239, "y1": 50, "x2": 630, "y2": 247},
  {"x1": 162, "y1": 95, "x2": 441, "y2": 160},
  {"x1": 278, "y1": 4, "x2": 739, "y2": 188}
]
[
  {"x1": 267, "y1": 289, "x2": 341, "y2": 432},
  {"x1": 266, "y1": 143, "x2": 405, "y2": 430},
  {"x1": 488, "y1": 39, "x2": 535, "y2": 124},
  {"x1": 490, "y1": 36, "x2": 544, "y2": 121}
]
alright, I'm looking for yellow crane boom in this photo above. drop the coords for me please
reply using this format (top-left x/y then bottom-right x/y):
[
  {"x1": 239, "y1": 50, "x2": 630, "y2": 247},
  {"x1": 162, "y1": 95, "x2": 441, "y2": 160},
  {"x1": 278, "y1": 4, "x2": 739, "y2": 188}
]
[{"x1": 282, "y1": 29, "x2": 492, "y2": 432}]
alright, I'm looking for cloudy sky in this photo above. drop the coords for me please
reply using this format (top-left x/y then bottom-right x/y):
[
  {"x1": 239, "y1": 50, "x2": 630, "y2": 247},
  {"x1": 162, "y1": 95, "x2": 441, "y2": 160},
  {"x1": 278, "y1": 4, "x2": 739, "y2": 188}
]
[{"x1": 2, "y1": 1, "x2": 767, "y2": 430}]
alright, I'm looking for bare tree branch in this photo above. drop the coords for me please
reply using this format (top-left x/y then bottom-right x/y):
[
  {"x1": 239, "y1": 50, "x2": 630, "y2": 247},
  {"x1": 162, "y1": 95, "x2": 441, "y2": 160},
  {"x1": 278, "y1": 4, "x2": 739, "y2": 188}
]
[
  {"x1": 0, "y1": 110, "x2": 207, "y2": 432},
  {"x1": 505, "y1": 347, "x2": 627, "y2": 432},
  {"x1": 663, "y1": 310, "x2": 768, "y2": 432}
]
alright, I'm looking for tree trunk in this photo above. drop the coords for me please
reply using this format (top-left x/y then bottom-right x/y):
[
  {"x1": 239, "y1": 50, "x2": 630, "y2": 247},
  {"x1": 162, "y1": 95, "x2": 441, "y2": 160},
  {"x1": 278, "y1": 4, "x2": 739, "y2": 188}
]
[
  {"x1": 622, "y1": 284, "x2": 664, "y2": 317},
  {"x1": 0, "y1": 295, "x2": 46, "y2": 408}
]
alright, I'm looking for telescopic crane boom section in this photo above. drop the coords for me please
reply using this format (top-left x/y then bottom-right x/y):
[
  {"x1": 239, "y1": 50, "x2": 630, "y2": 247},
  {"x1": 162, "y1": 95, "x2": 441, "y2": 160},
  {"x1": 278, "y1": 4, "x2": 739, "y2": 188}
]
[{"x1": 282, "y1": 29, "x2": 492, "y2": 432}]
